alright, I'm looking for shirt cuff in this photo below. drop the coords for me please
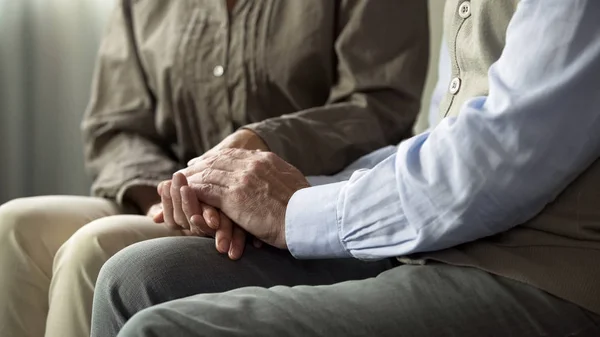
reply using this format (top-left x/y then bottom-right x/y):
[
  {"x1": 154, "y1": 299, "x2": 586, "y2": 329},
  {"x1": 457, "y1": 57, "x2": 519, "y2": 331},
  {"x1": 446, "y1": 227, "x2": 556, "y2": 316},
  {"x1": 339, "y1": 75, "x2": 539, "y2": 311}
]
[{"x1": 285, "y1": 181, "x2": 353, "y2": 259}]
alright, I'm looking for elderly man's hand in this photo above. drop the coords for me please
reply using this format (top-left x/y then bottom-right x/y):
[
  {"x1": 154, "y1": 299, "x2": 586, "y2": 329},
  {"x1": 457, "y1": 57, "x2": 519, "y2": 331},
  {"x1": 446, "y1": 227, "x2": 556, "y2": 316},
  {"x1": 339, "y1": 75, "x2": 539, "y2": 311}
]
[
  {"x1": 182, "y1": 148, "x2": 311, "y2": 249},
  {"x1": 152, "y1": 129, "x2": 269, "y2": 259}
]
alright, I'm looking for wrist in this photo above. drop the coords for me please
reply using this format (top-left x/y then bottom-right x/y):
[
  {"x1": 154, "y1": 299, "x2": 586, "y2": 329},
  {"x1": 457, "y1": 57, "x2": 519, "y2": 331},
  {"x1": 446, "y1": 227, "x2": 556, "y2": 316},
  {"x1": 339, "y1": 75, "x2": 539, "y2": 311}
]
[{"x1": 236, "y1": 129, "x2": 269, "y2": 152}]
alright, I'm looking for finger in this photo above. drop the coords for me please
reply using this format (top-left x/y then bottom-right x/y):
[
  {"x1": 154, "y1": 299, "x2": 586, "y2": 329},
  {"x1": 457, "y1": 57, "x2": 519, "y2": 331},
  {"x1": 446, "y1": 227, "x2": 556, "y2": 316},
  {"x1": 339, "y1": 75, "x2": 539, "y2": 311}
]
[
  {"x1": 147, "y1": 203, "x2": 163, "y2": 221},
  {"x1": 201, "y1": 203, "x2": 220, "y2": 230},
  {"x1": 229, "y1": 226, "x2": 246, "y2": 260},
  {"x1": 161, "y1": 181, "x2": 178, "y2": 230},
  {"x1": 180, "y1": 159, "x2": 212, "y2": 177},
  {"x1": 157, "y1": 181, "x2": 167, "y2": 196},
  {"x1": 214, "y1": 213, "x2": 233, "y2": 254},
  {"x1": 170, "y1": 173, "x2": 190, "y2": 229},
  {"x1": 181, "y1": 185, "x2": 214, "y2": 236},
  {"x1": 153, "y1": 210, "x2": 164, "y2": 223},
  {"x1": 181, "y1": 229, "x2": 202, "y2": 237},
  {"x1": 180, "y1": 185, "x2": 203, "y2": 233},
  {"x1": 187, "y1": 157, "x2": 201, "y2": 167}
]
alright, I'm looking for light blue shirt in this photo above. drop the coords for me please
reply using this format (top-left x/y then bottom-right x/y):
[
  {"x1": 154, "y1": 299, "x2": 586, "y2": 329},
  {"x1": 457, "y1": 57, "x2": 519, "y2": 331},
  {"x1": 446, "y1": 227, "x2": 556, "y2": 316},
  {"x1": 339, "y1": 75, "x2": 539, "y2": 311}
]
[{"x1": 285, "y1": 0, "x2": 600, "y2": 260}]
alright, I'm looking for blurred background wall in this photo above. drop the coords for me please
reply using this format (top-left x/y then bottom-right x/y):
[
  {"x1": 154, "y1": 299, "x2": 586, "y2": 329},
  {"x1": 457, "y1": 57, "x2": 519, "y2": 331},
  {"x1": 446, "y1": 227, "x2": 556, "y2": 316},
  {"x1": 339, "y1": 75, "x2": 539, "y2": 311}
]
[
  {"x1": 0, "y1": 1, "x2": 444, "y2": 204},
  {"x1": 0, "y1": 0, "x2": 113, "y2": 202}
]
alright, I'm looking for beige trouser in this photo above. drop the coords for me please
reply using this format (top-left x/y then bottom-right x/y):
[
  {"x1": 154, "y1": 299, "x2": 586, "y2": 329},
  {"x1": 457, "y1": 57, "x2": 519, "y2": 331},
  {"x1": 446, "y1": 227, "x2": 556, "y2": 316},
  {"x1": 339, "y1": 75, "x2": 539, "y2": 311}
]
[{"x1": 0, "y1": 196, "x2": 180, "y2": 337}]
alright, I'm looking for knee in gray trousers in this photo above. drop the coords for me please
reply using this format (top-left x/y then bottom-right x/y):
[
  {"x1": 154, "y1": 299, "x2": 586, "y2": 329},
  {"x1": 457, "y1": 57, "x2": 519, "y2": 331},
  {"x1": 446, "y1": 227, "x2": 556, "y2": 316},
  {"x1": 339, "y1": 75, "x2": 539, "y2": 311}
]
[
  {"x1": 115, "y1": 263, "x2": 600, "y2": 337},
  {"x1": 91, "y1": 236, "x2": 393, "y2": 337}
]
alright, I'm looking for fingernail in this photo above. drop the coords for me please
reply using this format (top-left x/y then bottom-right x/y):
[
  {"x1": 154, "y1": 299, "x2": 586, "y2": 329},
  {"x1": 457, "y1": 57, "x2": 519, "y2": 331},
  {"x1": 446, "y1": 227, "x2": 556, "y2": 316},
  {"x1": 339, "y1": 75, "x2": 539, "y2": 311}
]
[
  {"x1": 218, "y1": 239, "x2": 230, "y2": 253},
  {"x1": 229, "y1": 246, "x2": 239, "y2": 260}
]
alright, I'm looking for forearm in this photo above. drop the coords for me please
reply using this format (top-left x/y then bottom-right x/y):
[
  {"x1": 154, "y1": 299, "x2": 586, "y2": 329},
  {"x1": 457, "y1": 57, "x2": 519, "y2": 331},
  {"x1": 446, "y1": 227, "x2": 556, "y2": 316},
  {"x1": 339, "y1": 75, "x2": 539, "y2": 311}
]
[
  {"x1": 286, "y1": 0, "x2": 600, "y2": 260},
  {"x1": 245, "y1": 0, "x2": 428, "y2": 175},
  {"x1": 245, "y1": 97, "x2": 418, "y2": 176}
]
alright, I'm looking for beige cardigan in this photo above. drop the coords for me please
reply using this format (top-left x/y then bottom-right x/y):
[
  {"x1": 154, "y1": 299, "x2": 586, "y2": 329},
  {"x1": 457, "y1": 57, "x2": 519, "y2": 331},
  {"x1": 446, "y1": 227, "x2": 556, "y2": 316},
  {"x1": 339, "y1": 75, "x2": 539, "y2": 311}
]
[{"x1": 413, "y1": 0, "x2": 600, "y2": 315}]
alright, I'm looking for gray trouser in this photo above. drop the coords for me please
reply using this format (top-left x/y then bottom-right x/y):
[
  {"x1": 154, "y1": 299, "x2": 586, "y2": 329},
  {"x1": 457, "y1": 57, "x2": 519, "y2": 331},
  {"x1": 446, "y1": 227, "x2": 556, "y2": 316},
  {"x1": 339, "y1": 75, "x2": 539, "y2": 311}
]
[
  {"x1": 92, "y1": 237, "x2": 600, "y2": 337},
  {"x1": 91, "y1": 237, "x2": 393, "y2": 336}
]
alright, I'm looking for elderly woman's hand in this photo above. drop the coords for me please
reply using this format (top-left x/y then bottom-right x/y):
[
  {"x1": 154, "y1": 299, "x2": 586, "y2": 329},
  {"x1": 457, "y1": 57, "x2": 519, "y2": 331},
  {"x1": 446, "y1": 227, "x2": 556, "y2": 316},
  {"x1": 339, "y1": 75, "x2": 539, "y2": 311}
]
[{"x1": 154, "y1": 174, "x2": 251, "y2": 260}]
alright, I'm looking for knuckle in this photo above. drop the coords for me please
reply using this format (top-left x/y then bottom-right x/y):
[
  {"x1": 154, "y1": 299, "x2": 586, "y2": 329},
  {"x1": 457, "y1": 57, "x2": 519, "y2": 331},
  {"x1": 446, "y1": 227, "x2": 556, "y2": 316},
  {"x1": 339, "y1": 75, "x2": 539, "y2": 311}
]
[
  {"x1": 240, "y1": 173, "x2": 252, "y2": 185},
  {"x1": 247, "y1": 161, "x2": 258, "y2": 172},
  {"x1": 262, "y1": 151, "x2": 277, "y2": 162},
  {"x1": 201, "y1": 168, "x2": 212, "y2": 180},
  {"x1": 248, "y1": 160, "x2": 266, "y2": 172},
  {"x1": 232, "y1": 190, "x2": 248, "y2": 204},
  {"x1": 204, "y1": 156, "x2": 217, "y2": 166},
  {"x1": 222, "y1": 148, "x2": 236, "y2": 156},
  {"x1": 181, "y1": 202, "x2": 192, "y2": 215},
  {"x1": 173, "y1": 214, "x2": 187, "y2": 225},
  {"x1": 192, "y1": 224, "x2": 210, "y2": 237},
  {"x1": 199, "y1": 183, "x2": 214, "y2": 196}
]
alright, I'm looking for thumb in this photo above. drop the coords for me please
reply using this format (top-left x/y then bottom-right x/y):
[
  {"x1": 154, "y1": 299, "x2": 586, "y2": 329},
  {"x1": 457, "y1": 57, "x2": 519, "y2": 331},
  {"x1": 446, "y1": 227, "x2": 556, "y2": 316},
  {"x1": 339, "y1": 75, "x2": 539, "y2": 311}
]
[{"x1": 152, "y1": 210, "x2": 165, "y2": 223}]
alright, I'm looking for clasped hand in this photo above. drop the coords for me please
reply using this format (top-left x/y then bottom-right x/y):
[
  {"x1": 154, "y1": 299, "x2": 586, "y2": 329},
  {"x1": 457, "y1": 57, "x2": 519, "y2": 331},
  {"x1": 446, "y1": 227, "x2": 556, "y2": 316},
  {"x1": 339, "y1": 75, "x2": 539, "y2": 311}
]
[{"x1": 154, "y1": 148, "x2": 310, "y2": 260}]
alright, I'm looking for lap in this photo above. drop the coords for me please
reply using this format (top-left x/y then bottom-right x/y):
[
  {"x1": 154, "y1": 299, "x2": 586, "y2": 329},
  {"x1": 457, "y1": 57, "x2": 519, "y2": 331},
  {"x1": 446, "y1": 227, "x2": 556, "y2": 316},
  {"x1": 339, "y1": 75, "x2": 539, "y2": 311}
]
[
  {"x1": 0, "y1": 194, "x2": 180, "y2": 272},
  {"x1": 65, "y1": 214, "x2": 179, "y2": 249},
  {"x1": 0, "y1": 196, "x2": 122, "y2": 266},
  {"x1": 119, "y1": 263, "x2": 600, "y2": 337},
  {"x1": 91, "y1": 237, "x2": 393, "y2": 335},
  {"x1": 98, "y1": 235, "x2": 392, "y2": 298},
  {"x1": 0, "y1": 195, "x2": 121, "y2": 237},
  {"x1": 55, "y1": 214, "x2": 181, "y2": 268}
]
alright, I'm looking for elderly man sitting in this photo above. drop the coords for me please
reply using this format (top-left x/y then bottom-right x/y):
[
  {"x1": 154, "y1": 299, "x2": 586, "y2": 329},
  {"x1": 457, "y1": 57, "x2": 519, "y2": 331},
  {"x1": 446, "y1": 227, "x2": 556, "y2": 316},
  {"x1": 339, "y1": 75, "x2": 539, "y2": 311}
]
[{"x1": 92, "y1": 1, "x2": 600, "y2": 336}]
